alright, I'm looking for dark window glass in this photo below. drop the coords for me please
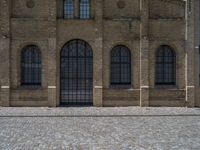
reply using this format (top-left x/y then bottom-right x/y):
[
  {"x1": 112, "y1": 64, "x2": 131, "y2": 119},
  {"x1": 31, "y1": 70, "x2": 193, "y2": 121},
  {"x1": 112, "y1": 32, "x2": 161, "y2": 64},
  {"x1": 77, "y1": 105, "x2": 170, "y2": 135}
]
[
  {"x1": 21, "y1": 45, "x2": 41, "y2": 85},
  {"x1": 80, "y1": 0, "x2": 90, "y2": 19},
  {"x1": 111, "y1": 45, "x2": 131, "y2": 85},
  {"x1": 155, "y1": 45, "x2": 176, "y2": 85},
  {"x1": 60, "y1": 39, "x2": 93, "y2": 105},
  {"x1": 64, "y1": 0, "x2": 74, "y2": 19}
]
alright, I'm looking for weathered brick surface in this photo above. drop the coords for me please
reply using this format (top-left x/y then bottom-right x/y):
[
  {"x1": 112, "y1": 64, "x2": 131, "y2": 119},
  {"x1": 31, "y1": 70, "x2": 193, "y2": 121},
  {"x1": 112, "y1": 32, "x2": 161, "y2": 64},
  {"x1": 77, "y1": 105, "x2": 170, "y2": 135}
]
[
  {"x1": 195, "y1": 0, "x2": 200, "y2": 107},
  {"x1": 0, "y1": 0, "x2": 199, "y2": 107}
]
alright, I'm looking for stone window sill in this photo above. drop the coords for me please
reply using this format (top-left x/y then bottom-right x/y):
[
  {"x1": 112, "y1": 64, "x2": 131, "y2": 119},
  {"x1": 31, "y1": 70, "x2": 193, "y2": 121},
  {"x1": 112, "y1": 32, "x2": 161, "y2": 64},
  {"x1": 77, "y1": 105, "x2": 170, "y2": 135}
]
[
  {"x1": 58, "y1": 17, "x2": 95, "y2": 20},
  {"x1": 17, "y1": 85, "x2": 43, "y2": 90},
  {"x1": 109, "y1": 85, "x2": 133, "y2": 90},
  {"x1": 154, "y1": 85, "x2": 178, "y2": 89}
]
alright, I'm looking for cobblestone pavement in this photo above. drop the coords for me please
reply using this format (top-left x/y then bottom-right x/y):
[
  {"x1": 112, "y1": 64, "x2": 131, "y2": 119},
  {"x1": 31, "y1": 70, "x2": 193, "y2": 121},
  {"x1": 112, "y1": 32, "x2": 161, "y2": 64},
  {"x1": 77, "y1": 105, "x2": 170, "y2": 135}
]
[{"x1": 0, "y1": 107, "x2": 200, "y2": 150}]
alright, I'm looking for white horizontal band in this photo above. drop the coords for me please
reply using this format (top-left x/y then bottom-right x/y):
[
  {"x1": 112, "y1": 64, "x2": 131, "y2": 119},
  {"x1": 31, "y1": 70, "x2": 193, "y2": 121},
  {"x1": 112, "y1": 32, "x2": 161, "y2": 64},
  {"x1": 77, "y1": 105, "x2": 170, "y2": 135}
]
[
  {"x1": 1, "y1": 86, "x2": 10, "y2": 89},
  {"x1": 141, "y1": 86, "x2": 149, "y2": 88},
  {"x1": 187, "y1": 86, "x2": 195, "y2": 88},
  {"x1": 48, "y1": 86, "x2": 56, "y2": 89},
  {"x1": 95, "y1": 86, "x2": 103, "y2": 89}
]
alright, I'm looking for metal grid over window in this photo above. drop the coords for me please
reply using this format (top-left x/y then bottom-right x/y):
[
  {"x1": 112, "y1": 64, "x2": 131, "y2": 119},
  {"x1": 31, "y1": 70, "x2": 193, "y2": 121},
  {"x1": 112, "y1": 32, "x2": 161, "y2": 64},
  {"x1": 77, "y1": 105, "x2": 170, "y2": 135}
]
[
  {"x1": 21, "y1": 45, "x2": 41, "y2": 85},
  {"x1": 155, "y1": 45, "x2": 176, "y2": 85},
  {"x1": 80, "y1": 0, "x2": 90, "y2": 19},
  {"x1": 111, "y1": 45, "x2": 131, "y2": 85},
  {"x1": 64, "y1": 0, "x2": 74, "y2": 19},
  {"x1": 60, "y1": 39, "x2": 93, "y2": 106}
]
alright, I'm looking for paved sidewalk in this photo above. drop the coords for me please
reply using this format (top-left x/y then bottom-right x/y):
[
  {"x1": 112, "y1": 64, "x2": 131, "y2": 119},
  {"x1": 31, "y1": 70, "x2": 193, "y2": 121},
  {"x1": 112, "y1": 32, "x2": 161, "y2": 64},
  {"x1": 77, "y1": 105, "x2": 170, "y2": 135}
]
[
  {"x1": 0, "y1": 107, "x2": 200, "y2": 117},
  {"x1": 0, "y1": 107, "x2": 200, "y2": 150}
]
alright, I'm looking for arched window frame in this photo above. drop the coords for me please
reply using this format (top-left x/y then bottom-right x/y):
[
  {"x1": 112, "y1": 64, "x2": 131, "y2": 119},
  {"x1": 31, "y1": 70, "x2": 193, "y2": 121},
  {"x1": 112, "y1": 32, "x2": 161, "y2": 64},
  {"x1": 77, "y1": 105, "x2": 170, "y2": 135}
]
[
  {"x1": 64, "y1": 0, "x2": 74, "y2": 19},
  {"x1": 79, "y1": 0, "x2": 90, "y2": 19},
  {"x1": 21, "y1": 45, "x2": 42, "y2": 86},
  {"x1": 60, "y1": 39, "x2": 93, "y2": 105},
  {"x1": 110, "y1": 45, "x2": 131, "y2": 86},
  {"x1": 155, "y1": 45, "x2": 176, "y2": 85}
]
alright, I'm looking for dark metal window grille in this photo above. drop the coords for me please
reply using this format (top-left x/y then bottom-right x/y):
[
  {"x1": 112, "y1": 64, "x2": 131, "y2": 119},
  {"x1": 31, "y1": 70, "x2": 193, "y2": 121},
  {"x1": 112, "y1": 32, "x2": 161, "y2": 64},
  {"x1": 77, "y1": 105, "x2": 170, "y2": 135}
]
[
  {"x1": 111, "y1": 45, "x2": 131, "y2": 85},
  {"x1": 60, "y1": 39, "x2": 93, "y2": 106},
  {"x1": 80, "y1": 0, "x2": 90, "y2": 19},
  {"x1": 64, "y1": 0, "x2": 74, "y2": 19},
  {"x1": 21, "y1": 45, "x2": 41, "y2": 85},
  {"x1": 155, "y1": 45, "x2": 176, "y2": 85}
]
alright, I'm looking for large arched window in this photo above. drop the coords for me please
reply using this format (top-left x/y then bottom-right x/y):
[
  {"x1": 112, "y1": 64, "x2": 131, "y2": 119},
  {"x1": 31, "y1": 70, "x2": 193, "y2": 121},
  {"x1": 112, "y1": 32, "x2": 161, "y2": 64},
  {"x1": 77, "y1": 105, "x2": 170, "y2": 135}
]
[
  {"x1": 155, "y1": 45, "x2": 176, "y2": 85},
  {"x1": 64, "y1": 0, "x2": 74, "y2": 19},
  {"x1": 21, "y1": 45, "x2": 41, "y2": 85},
  {"x1": 111, "y1": 45, "x2": 131, "y2": 85},
  {"x1": 60, "y1": 39, "x2": 93, "y2": 105},
  {"x1": 80, "y1": 0, "x2": 90, "y2": 19}
]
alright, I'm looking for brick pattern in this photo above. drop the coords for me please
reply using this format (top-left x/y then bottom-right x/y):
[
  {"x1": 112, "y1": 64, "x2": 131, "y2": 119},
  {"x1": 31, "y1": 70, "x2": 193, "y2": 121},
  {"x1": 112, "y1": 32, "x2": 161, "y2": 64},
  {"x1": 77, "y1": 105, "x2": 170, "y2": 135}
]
[{"x1": 0, "y1": 0, "x2": 199, "y2": 107}]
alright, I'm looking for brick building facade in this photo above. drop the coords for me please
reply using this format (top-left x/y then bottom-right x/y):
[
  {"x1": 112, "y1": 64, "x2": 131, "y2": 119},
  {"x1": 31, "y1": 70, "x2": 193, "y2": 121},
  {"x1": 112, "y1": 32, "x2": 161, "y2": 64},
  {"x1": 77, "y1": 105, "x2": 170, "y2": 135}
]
[{"x1": 0, "y1": 0, "x2": 199, "y2": 107}]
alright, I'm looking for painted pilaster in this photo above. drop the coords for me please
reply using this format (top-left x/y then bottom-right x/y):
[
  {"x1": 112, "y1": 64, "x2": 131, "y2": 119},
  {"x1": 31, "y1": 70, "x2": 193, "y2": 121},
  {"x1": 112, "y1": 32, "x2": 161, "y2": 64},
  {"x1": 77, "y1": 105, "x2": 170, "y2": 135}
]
[
  {"x1": 0, "y1": 0, "x2": 11, "y2": 107},
  {"x1": 140, "y1": 0, "x2": 149, "y2": 107},
  {"x1": 186, "y1": 0, "x2": 195, "y2": 107},
  {"x1": 93, "y1": 0, "x2": 103, "y2": 106},
  {"x1": 48, "y1": 0, "x2": 57, "y2": 107}
]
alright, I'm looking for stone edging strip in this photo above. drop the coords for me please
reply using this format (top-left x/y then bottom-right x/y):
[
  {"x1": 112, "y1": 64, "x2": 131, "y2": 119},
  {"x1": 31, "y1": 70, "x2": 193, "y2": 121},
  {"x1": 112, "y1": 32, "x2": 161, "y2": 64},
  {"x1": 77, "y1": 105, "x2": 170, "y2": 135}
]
[{"x1": 0, "y1": 114, "x2": 200, "y2": 117}]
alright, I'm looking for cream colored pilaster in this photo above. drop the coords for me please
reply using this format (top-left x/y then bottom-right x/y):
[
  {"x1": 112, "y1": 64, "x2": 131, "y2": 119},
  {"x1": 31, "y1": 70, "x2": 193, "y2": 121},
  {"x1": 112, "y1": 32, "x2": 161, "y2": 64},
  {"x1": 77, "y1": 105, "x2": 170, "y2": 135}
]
[
  {"x1": 48, "y1": 0, "x2": 57, "y2": 107},
  {"x1": 93, "y1": 0, "x2": 103, "y2": 106},
  {"x1": 0, "y1": 0, "x2": 11, "y2": 107},
  {"x1": 186, "y1": 0, "x2": 195, "y2": 107}
]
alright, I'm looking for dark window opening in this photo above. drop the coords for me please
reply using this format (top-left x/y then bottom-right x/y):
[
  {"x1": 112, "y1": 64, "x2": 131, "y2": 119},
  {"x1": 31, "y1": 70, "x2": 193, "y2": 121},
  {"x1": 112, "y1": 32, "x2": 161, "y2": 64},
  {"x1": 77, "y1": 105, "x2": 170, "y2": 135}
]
[
  {"x1": 64, "y1": 0, "x2": 74, "y2": 19},
  {"x1": 21, "y1": 45, "x2": 41, "y2": 86},
  {"x1": 80, "y1": 0, "x2": 90, "y2": 19},
  {"x1": 111, "y1": 45, "x2": 131, "y2": 86},
  {"x1": 60, "y1": 39, "x2": 93, "y2": 106},
  {"x1": 155, "y1": 45, "x2": 176, "y2": 85}
]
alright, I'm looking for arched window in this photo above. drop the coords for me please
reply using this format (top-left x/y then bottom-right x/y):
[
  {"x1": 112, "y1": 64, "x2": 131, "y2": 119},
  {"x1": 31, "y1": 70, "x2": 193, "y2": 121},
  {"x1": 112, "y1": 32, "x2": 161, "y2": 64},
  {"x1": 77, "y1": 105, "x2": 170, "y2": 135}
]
[
  {"x1": 155, "y1": 45, "x2": 176, "y2": 85},
  {"x1": 64, "y1": 0, "x2": 74, "y2": 19},
  {"x1": 60, "y1": 39, "x2": 93, "y2": 105},
  {"x1": 80, "y1": 0, "x2": 90, "y2": 19},
  {"x1": 111, "y1": 45, "x2": 131, "y2": 85},
  {"x1": 21, "y1": 45, "x2": 41, "y2": 85}
]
